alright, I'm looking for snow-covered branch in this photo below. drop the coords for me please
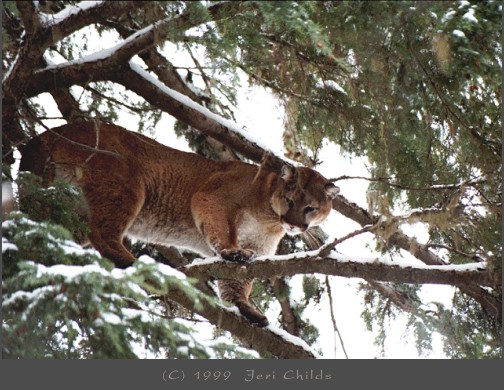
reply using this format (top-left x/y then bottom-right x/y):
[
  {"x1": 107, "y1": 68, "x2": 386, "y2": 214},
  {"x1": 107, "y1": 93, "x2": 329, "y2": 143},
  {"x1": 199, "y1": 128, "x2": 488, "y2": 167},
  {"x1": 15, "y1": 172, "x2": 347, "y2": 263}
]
[
  {"x1": 182, "y1": 251, "x2": 496, "y2": 288},
  {"x1": 37, "y1": 1, "x2": 105, "y2": 28},
  {"x1": 166, "y1": 287, "x2": 317, "y2": 359},
  {"x1": 2, "y1": 1, "x2": 149, "y2": 160},
  {"x1": 27, "y1": 56, "x2": 292, "y2": 169}
]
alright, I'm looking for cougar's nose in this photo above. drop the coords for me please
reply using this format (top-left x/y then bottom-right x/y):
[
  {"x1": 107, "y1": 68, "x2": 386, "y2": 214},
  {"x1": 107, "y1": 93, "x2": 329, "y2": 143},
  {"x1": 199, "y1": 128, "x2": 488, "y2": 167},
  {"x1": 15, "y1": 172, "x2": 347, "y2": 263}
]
[{"x1": 281, "y1": 218, "x2": 308, "y2": 234}]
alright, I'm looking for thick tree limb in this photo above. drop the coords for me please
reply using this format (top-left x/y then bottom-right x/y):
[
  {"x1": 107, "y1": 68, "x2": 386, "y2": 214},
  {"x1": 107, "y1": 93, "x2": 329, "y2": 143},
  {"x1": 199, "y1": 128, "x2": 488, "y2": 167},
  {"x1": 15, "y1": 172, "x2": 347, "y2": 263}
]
[
  {"x1": 106, "y1": 21, "x2": 204, "y2": 102},
  {"x1": 167, "y1": 287, "x2": 317, "y2": 359},
  {"x1": 112, "y1": 64, "x2": 282, "y2": 168},
  {"x1": 3, "y1": 1, "x2": 150, "y2": 161},
  {"x1": 27, "y1": 60, "x2": 285, "y2": 169},
  {"x1": 183, "y1": 254, "x2": 496, "y2": 288},
  {"x1": 108, "y1": 21, "x2": 238, "y2": 162}
]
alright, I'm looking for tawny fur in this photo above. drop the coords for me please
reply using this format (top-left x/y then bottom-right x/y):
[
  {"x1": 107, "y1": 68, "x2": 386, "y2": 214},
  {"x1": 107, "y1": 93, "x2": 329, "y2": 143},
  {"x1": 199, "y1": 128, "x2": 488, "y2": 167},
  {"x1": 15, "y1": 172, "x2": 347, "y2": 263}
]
[{"x1": 20, "y1": 121, "x2": 338, "y2": 326}]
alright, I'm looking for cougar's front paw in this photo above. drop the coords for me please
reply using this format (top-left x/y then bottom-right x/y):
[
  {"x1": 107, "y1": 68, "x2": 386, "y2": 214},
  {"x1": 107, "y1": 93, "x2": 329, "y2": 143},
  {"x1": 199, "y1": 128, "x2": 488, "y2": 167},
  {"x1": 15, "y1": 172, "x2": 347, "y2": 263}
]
[{"x1": 220, "y1": 248, "x2": 255, "y2": 263}]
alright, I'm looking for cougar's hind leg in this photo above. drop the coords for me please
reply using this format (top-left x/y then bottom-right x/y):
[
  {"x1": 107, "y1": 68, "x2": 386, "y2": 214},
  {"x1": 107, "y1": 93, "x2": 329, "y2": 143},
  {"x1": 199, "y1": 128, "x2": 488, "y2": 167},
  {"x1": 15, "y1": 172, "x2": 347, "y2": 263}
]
[
  {"x1": 218, "y1": 279, "x2": 268, "y2": 327},
  {"x1": 83, "y1": 179, "x2": 145, "y2": 269}
]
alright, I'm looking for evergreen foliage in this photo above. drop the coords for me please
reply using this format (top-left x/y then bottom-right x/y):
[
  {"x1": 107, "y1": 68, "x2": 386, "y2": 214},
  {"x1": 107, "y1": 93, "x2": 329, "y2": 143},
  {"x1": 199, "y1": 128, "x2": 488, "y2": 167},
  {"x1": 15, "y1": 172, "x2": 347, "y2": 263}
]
[
  {"x1": 2, "y1": 209, "x2": 253, "y2": 358},
  {"x1": 3, "y1": 177, "x2": 254, "y2": 358}
]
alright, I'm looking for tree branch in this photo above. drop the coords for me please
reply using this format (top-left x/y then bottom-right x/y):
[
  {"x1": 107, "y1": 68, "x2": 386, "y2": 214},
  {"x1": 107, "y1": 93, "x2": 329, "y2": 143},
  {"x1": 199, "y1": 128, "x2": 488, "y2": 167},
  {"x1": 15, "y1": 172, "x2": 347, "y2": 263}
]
[
  {"x1": 3, "y1": 1, "x2": 150, "y2": 162},
  {"x1": 104, "y1": 19, "x2": 205, "y2": 103},
  {"x1": 365, "y1": 279, "x2": 420, "y2": 313},
  {"x1": 425, "y1": 243, "x2": 485, "y2": 263},
  {"x1": 331, "y1": 174, "x2": 487, "y2": 192},
  {"x1": 39, "y1": 1, "x2": 151, "y2": 49},
  {"x1": 332, "y1": 195, "x2": 502, "y2": 323},
  {"x1": 183, "y1": 253, "x2": 495, "y2": 288},
  {"x1": 16, "y1": 1, "x2": 41, "y2": 36},
  {"x1": 271, "y1": 277, "x2": 300, "y2": 336},
  {"x1": 113, "y1": 63, "x2": 283, "y2": 168},
  {"x1": 166, "y1": 287, "x2": 317, "y2": 359}
]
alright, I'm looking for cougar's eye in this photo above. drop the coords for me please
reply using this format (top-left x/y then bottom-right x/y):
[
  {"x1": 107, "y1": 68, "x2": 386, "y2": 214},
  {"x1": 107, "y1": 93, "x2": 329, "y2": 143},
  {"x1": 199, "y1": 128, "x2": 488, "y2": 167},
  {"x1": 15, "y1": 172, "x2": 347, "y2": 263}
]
[{"x1": 304, "y1": 206, "x2": 317, "y2": 214}]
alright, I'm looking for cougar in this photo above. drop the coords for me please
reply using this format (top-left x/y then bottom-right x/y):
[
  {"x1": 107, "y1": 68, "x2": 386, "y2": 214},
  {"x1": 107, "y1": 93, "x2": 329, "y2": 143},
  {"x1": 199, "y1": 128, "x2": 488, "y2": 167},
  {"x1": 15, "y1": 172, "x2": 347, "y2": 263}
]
[{"x1": 19, "y1": 121, "x2": 339, "y2": 326}]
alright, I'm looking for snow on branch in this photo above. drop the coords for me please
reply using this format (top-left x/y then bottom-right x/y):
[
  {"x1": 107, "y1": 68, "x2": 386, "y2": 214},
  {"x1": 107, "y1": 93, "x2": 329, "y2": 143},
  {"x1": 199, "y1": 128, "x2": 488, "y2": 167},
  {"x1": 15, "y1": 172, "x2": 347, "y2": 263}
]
[
  {"x1": 123, "y1": 257, "x2": 318, "y2": 358},
  {"x1": 112, "y1": 63, "x2": 292, "y2": 170},
  {"x1": 166, "y1": 284, "x2": 318, "y2": 359},
  {"x1": 37, "y1": 1, "x2": 105, "y2": 28},
  {"x1": 183, "y1": 250, "x2": 496, "y2": 288},
  {"x1": 128, "y1": 61, "x2": 289, "y2": 163}
]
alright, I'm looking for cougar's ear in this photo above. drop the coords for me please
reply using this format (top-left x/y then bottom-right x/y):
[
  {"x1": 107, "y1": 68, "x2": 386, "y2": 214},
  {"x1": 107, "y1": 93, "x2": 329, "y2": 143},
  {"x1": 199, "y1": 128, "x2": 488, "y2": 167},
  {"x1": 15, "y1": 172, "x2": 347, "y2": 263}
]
[
  {"x1": 325, "y1": 182, "x2": 340, "y2": 199},
  {"x1": 280, "y1": 165, "x2": 296, "y2": 181}
]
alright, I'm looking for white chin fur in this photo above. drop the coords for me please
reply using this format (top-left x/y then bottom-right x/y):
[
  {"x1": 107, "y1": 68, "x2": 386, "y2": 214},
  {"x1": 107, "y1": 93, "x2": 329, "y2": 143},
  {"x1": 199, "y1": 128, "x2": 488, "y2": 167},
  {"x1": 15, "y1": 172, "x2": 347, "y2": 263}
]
[{"x1": 282, "y1": 223, "x2": 304, "y2": 236}]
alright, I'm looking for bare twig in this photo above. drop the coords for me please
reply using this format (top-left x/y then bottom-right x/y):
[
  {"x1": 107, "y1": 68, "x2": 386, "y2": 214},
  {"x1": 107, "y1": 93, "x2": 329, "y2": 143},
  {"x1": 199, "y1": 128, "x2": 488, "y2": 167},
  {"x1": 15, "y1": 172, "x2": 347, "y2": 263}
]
[
  {"x1": 318, "y1": 225, "x2": 374, "y2": 257},
  {"x1": 325, "y1": 276, "x2": 349, "y2": 359},
  {"x1": 425, "y1": 243, "x2": 485, "y2": 263},
  {"x1": 44, "y1": 125, "x2": 122, "y2": 159},
  {"x1": 331, "y1": 174, "x2": 487, "y2": 191}
]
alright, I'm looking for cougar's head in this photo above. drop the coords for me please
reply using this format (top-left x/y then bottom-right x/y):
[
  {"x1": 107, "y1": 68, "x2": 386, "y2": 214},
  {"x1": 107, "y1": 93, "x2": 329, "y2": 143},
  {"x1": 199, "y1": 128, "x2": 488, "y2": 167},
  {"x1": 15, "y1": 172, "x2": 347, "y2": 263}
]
[{"x1": 271, "y1": 165, "x2": 339, "y2": 235}]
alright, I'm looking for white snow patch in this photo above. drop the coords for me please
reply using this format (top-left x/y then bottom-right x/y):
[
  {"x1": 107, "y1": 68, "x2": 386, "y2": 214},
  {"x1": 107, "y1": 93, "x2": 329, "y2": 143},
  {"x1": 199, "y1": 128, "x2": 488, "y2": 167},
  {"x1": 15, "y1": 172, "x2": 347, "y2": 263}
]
[
  {"x1": 121, "y1": 308, "x2": 152, "y2": 323},
  {"x1": 35, "y1": 262, "x2": 109, "y2": 280},
  {"x1": 266, "y1": 324, "x2": 321, "y2": 358},
  {"x1": 101, "y1": 312, "x2": 122, "y2": 325},
  {"x1": 316, "y1": 79, "x2": 347, "y2": 95},
  {"x1": 138, "y1": 255, "x2": 187, "y2": 280},
  {"x1": 220, "y1": 303, "x2": 241, "y2": 316},
  {"x1": 2, "y1": 216, "x2": 38, "y2": 229},
  {"x1": 441, "y1": 10, "x2": 456, "y2": 23},
  {"x1": 326, "y1": 251, "x2": 487, "y2": 272},
  {"x1": 38, "y1": 22, "x2": 157, "y2": 70},
  {"x1": 453, "y1": 30, "x2": 467, "y2": 38},
  {"x1": 2, "y1": 42, "x2": 22, "y2": 83},
  {"x1": 187, "y1": 256, "x2": 224, "y2": 267},
  {"x1": 462, "y1": 8, "x2": 478, "y2": 23},
  {"x1": 458, "y1": 1, "x2": 471, "y2": 9},
  {"x1": 2, "y1": 285, "x2": 59, "y2": 323},
  {"x1": 60, "y1": 240, "x2": 100, "y2": 257},
  {"x1": 125, "y1": 281, "x2": 149, "y2": 298},
  {"x1": 2, "y1": 237, "x2": 18, "y2": 253},
  {"x1": 253, "y1": 248, "x2": 324, "y2": 262},
  {"x1": 38, "y1": 1, "x2": 105, "y2": 27}
]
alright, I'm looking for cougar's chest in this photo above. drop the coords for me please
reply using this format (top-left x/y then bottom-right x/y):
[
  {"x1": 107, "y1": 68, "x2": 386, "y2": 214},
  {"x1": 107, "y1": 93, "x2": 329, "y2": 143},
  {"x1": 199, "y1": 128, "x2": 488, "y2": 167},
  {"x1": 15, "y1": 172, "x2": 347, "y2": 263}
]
[{"x1": 237, "y1": 211, "x2": 285, "y2": 256}]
